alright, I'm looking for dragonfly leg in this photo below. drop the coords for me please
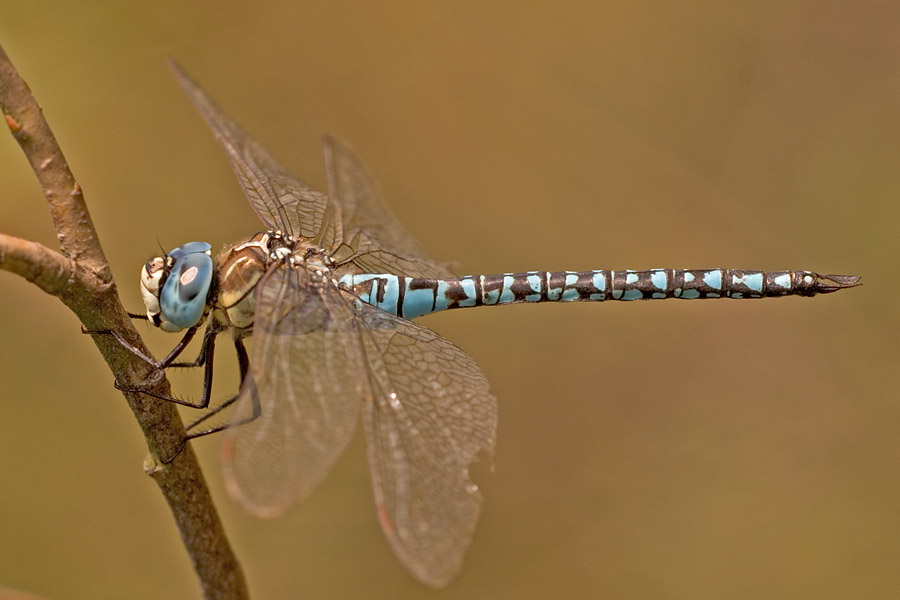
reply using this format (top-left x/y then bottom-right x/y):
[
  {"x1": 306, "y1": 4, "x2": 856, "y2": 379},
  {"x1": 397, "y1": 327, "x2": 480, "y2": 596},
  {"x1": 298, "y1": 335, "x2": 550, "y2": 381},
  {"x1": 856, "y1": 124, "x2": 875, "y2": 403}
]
[
  {"x1": 161, "y1": 337, "x2": 250, "y2": 465},
  {"x1": 183, "y1": 338, "x2": 261, "y2": 439},
  {"x1": 162, "y1": 394, "x2": 236, "y2": 465},
  {"x1": 162, "y1": 340, "x2": 260, "y2": 464},
  {"x1": 158, "y1": 326, "x2": 204, "y2": 368},
  {"x1": 83, "y1": 323, "x2": 199, "y2": 369},
  {"x1": 81, "y1": 325, "x2": 157, "y2": 366},
  {"x1": 114, "y1": 326, "x2": 217, "y2": 409}
]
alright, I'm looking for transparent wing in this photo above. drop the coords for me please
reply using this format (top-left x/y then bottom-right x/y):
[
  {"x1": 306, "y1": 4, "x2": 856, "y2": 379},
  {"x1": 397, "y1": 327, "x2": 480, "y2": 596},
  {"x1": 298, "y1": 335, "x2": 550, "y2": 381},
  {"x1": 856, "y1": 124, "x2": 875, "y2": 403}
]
[
  {"x1": 323, "y1": 136, "x2": 455, "y2": 279},
  {"x1": 170, "y1": 61, "x2": 334, "y2": 243},
  {"x1": 221, "y1": 264, "x2": 497, "y2": 585},
  {"x1": 355, "y1": 302, "x2": 498, "y2": 587},
  {"x1": 221, "y1": 265, "x2": 366, "y2": 517}
]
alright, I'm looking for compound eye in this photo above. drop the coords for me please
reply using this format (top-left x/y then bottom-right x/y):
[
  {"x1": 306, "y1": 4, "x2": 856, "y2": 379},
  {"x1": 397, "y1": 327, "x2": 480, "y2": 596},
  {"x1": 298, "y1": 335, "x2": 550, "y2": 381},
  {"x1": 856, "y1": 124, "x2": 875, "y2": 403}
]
[{"x1": 158, "y1": 242, "x2": 213, "y2": 329}]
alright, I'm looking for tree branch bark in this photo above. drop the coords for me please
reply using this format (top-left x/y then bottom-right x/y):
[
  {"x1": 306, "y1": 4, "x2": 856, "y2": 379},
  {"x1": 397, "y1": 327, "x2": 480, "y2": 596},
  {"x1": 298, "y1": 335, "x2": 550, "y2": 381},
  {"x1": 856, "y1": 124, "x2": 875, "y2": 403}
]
[{"x1": 0, "y1": 44, "x2": 248, "y2": 600}]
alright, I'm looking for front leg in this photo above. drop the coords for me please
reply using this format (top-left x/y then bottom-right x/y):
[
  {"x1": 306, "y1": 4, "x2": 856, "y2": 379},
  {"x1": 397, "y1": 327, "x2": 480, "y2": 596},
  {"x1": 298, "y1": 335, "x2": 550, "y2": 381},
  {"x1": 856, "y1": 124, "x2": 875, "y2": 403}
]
[{"x1": 83, "y1": 322, "x2": 200, "y2": 369}]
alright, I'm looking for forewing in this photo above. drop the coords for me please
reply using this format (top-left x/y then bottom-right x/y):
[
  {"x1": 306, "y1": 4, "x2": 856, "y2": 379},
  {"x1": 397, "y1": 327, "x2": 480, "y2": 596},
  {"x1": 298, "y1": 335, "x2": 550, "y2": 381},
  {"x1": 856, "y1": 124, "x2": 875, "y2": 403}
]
[
  {"x1": 323, "y1": 136, "x2": 455, "y2": 278},
  {"x1": 171, "y1": 61, "x2": 333, "y2": 242},
  {"x1": 355, "y1": 302, "x2": 498, "y2": 587},
  {"x1": 221, "y1": 265, "x2": 366, "y2": 517}
]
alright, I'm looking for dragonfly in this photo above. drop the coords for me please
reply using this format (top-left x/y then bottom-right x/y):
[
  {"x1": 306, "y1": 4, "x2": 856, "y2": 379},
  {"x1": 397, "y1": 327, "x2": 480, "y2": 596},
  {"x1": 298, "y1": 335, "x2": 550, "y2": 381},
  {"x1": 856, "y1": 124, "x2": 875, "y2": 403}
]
[{"x1": 124, "y1": 62, "x2": 860, "y2": 588}]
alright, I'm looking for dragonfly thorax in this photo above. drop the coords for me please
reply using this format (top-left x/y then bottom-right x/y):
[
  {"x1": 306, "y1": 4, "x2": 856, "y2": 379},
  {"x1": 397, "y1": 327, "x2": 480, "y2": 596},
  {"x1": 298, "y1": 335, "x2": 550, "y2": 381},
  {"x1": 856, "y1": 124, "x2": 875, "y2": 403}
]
[
  {"x1": 264, "y1": 229, "x2": 297, "y2": 263},
  {"x1": 258, "y1": 229, "x2": 335, "y2": 275},
  {"x1": 299, "y1": 246, "x2": 336, "y2": 283},
  {"x1": 209, "y1": 231, "x2": 337, "y2": 332}
]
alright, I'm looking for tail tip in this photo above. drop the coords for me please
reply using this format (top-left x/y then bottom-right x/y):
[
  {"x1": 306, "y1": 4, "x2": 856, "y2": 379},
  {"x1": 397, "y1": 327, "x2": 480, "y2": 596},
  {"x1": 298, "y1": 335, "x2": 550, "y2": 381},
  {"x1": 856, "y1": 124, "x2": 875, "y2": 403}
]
[{"x1": 816, "y1": 273, "x2": 862, "y2": 293}]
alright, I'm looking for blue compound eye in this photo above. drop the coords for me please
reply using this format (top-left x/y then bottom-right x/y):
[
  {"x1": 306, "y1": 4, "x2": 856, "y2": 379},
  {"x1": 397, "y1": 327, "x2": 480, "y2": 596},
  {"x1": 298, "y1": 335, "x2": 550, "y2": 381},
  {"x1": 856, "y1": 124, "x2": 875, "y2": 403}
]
[{"x1": 159, "y1": 241, "x2": 213, "y2": 329}]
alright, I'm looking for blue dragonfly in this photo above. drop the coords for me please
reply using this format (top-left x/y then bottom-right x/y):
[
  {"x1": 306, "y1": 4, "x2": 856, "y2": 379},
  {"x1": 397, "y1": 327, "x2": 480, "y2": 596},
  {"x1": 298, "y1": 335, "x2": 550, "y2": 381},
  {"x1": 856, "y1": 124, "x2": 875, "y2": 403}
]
[{"x1": 128, "y1": 62, "x2": 859, "y2": 587}]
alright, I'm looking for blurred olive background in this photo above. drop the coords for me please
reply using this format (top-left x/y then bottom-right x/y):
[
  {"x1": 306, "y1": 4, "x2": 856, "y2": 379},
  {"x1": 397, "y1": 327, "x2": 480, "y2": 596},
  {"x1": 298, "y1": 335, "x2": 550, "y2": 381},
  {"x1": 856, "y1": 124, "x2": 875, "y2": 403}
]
[{"x1": 1, "y1": 2, "x2": 897, "y2": 599}]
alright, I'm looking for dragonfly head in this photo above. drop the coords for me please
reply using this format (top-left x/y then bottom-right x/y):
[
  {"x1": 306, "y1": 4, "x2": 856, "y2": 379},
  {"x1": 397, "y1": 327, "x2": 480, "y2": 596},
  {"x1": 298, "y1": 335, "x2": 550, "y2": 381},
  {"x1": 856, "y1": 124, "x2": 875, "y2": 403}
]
[{"x1": 140, "y1": 241, "x2": 214, "y2": 332}]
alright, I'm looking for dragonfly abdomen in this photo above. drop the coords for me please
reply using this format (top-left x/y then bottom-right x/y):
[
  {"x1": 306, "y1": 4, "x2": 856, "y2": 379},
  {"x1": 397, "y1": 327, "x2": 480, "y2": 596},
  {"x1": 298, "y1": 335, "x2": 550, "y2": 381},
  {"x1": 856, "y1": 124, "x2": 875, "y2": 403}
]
[{"x1": 340, "y1": 269, "x2": 859, "y2": 320}]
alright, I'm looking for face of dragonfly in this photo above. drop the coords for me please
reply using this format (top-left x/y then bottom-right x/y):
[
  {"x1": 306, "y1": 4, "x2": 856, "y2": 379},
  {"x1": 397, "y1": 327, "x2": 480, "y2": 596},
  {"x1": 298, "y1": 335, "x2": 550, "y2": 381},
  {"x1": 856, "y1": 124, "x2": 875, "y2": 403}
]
[{"x1": 140, "y1": 241, "x2": 215, "y2": 332}]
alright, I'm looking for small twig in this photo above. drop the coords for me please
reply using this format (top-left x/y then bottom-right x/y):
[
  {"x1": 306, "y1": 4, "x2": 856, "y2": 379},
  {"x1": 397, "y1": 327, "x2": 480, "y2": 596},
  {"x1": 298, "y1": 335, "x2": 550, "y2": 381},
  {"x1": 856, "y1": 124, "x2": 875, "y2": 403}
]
[
  {"x1": 0, "y1": 44, "x2": 248, "y2": 600},
  {"x1": 0, "y1": 233, "x2": 78, "y2": 298}
]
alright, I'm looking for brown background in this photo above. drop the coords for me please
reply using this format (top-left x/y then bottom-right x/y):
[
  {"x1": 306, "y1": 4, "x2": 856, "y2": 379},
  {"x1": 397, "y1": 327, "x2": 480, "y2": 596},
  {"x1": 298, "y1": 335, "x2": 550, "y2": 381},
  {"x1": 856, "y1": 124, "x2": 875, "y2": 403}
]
[{"x1": 0, "y1": 2, "x2": 896, "y2": 599}]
